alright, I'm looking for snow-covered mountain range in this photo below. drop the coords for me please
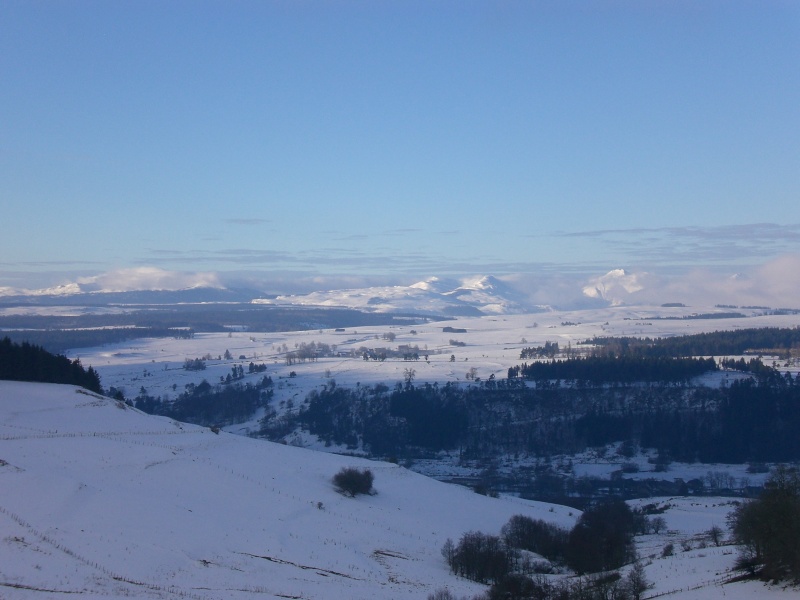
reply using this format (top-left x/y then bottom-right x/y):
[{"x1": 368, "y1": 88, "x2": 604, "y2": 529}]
[{"x1": 253, "y1": 275, "x2": 542, "y2": 316}]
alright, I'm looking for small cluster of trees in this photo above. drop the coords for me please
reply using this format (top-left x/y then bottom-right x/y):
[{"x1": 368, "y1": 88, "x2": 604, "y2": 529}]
[
  {"x1": 442, "y1": 532, "x2": 508, "y2": 585},
  {"x1": 520, "y1": 341, "x2": 560, "y2": 360},
  {"x1": 441, "y1": 501, "x2": 650, "y2": 599},
  {"x1": 183, "y1": 358, "x2": 207, "y2": 371},
  {"x1": 357, "y1": 344, "x2": 425, "y2": 362},
  {"x1": 284, "y1": 341, "x2": 334, "y2": 365},
  {"x1": 222, "y1": 364, "x2": 245, "y2": 384},
  {"x1": 443, "y1": 500, "x2": 639, "y2": 583}
]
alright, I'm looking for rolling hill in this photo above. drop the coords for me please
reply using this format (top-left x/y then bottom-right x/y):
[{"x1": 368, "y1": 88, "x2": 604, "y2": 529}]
[{"x1": 0, "y1": 381, "x2": 575, "y2": 599}]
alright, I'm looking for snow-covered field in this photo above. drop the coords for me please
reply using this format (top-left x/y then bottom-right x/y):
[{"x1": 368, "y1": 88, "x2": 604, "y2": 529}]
[
  {"x1": 2, "y1": 381, "x2": 799, "y2": 599},
  {"x1": 61, "y1": 304, "x2": 800, "y2": 480},
  {"x1": 69, "y1": 304, "x2": 800, "y2": 421}
]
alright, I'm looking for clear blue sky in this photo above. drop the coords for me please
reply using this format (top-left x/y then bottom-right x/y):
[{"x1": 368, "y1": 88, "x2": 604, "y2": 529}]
[{"x1": 2, "y1": 1, "x2": 799, "y2": 293}]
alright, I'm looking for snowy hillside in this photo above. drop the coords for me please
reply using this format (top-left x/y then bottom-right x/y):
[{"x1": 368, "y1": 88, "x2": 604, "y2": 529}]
[
  {"x1": 0, "y1": 381, "x2": 575, "y2": 600},
  {"x1": 253, "y1": 275, "x2": 535, "y2": 316},
  {"x1": 2, "y1": 382, "x2": 799, "y2": 599}
]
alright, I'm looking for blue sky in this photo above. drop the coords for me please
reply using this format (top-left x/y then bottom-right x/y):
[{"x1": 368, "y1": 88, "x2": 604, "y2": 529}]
[{"x1": 2, "y1": 1, "x2": 799, "y2": 302}]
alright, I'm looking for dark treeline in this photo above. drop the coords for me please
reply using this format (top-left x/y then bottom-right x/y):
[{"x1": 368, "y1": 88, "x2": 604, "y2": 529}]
[
  {"x1": 720, "y1": 357, "x2": 777, "y2": 376},
  {"x1": 263, "y1": 367, "x2": 800, "y2": 466},
  {"x1": 0, "y1": 336, "x2": 102, "y2": 393},
  {"x1": 510, "y1": 355, "x2": 717, "y2": 383},
  {"x1": 659, "y1": 311, "x2": 746, "y2": 320},
  {"x1": 639, "y1": 374, "x2": 800, "y2": 463},
  {"x1": 2, "y1": 327, "x2": 194, "y2": 355},
  {"x1": 587, "y1": 327, "x2": 800, "y2": 358},
  {"x1": 280, "y1": 381, "x2": 469, "y2": 455},
  {"x1": 133, "y1": 377, "x2": 273, "y2": 427}
]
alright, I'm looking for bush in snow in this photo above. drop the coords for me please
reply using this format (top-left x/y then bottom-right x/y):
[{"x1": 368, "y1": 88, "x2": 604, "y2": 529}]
[{"x1": 332, "y1": 467, "x2": 374, "y2": 497}]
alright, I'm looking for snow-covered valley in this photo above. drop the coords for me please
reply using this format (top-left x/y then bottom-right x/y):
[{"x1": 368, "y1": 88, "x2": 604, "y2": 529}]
[
  {"x1": 3, "y1": 301, "x2": 800, "y2": 598},
  {"x1": 68, "y1": 303, "x2": 800, "y2": 429}
]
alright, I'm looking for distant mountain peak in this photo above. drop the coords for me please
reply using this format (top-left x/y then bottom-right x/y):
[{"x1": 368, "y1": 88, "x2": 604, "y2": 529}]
[
  {"x1": 582, "y1": 269, "x2": 645, "y2": 305},
  {"x1": 459, "y1": 275, "x2": 501, "y2": 291},
  {"x1": 409, "y1": 276, "x2": 453, "y2": 293}
]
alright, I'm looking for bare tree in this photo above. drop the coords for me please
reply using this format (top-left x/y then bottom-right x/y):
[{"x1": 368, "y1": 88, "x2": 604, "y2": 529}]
[
  {"x1": 403, "y1": 368, "x2": 415, "y2": 388},
  {"x1": 708, "y1": 524, "x2": 724, "y2": 547}
]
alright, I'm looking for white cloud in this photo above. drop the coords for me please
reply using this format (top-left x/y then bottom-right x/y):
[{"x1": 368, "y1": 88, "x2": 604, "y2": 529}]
[
  {"x1": 504, "y1": 255, "x2": 800, "y2": 310},
  {"x1": 569, "y1": 255, "x2": 800, "y2": 309},
  {"x1": 656, "y1": 255, "x2": 800, "y2": 308},
  {"x1": 4, "y1": 255, "x2": 799, "y2": 311}
]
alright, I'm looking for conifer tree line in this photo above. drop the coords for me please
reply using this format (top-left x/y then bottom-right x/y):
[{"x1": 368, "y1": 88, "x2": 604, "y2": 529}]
[
  {"x1": 267, "y1": 363, "x2": 800, "y2": 466},
  {"x1": 0, "y1": 336, "x2": 101, "y2": 393},
  {"x1": 586, "y1": 326, "x2": 800, "y2": 358},
  {"x1": 510, "y1": 354, "x2": 717, "y2": 383}
]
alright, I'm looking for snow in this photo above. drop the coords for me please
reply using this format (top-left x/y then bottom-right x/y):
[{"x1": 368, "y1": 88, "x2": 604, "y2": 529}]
[
  {"x1": 70, "y1": 304, "x2": 800, "y2": 409},
  {"x1": 4, "y1": 303, "x2": 800, "y2": 598},
  {"x1": 0, "y1": 381, "x2": 576, "y2": 599},
  {"x1": 2, "y1": 382, "x2": 798, "y2": 598}
]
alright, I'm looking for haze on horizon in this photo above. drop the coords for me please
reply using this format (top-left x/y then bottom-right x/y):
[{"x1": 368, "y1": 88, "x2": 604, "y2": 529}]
[{"x1": 2, "y1": 2, "x2": 799, "y2": 308}]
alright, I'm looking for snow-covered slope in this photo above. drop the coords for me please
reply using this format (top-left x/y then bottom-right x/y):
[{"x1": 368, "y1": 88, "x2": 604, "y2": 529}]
[
  {"x1": 253, "y1": 275, "x2": 535, "y2": 316},
  {"x1": 0, "y1": 381, "x2": 574, "y2": 599},
  {"x1": 2, "y1": 382, "x2": 798, "y2": 599}
]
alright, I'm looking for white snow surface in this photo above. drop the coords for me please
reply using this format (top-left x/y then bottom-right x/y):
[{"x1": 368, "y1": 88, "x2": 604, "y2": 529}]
[
  {"x1": 5, "y1": 304, "x2": 800, "y2": 598},
  {"x1": 0, "y1": 381, "x2": 576, "y2": 599},
  {"x1": 2, "y1": 382, "x2": 799, "y2": 599},
  {"x1": 72, "y1": 304, "x2": 800, "y2": 416}
]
